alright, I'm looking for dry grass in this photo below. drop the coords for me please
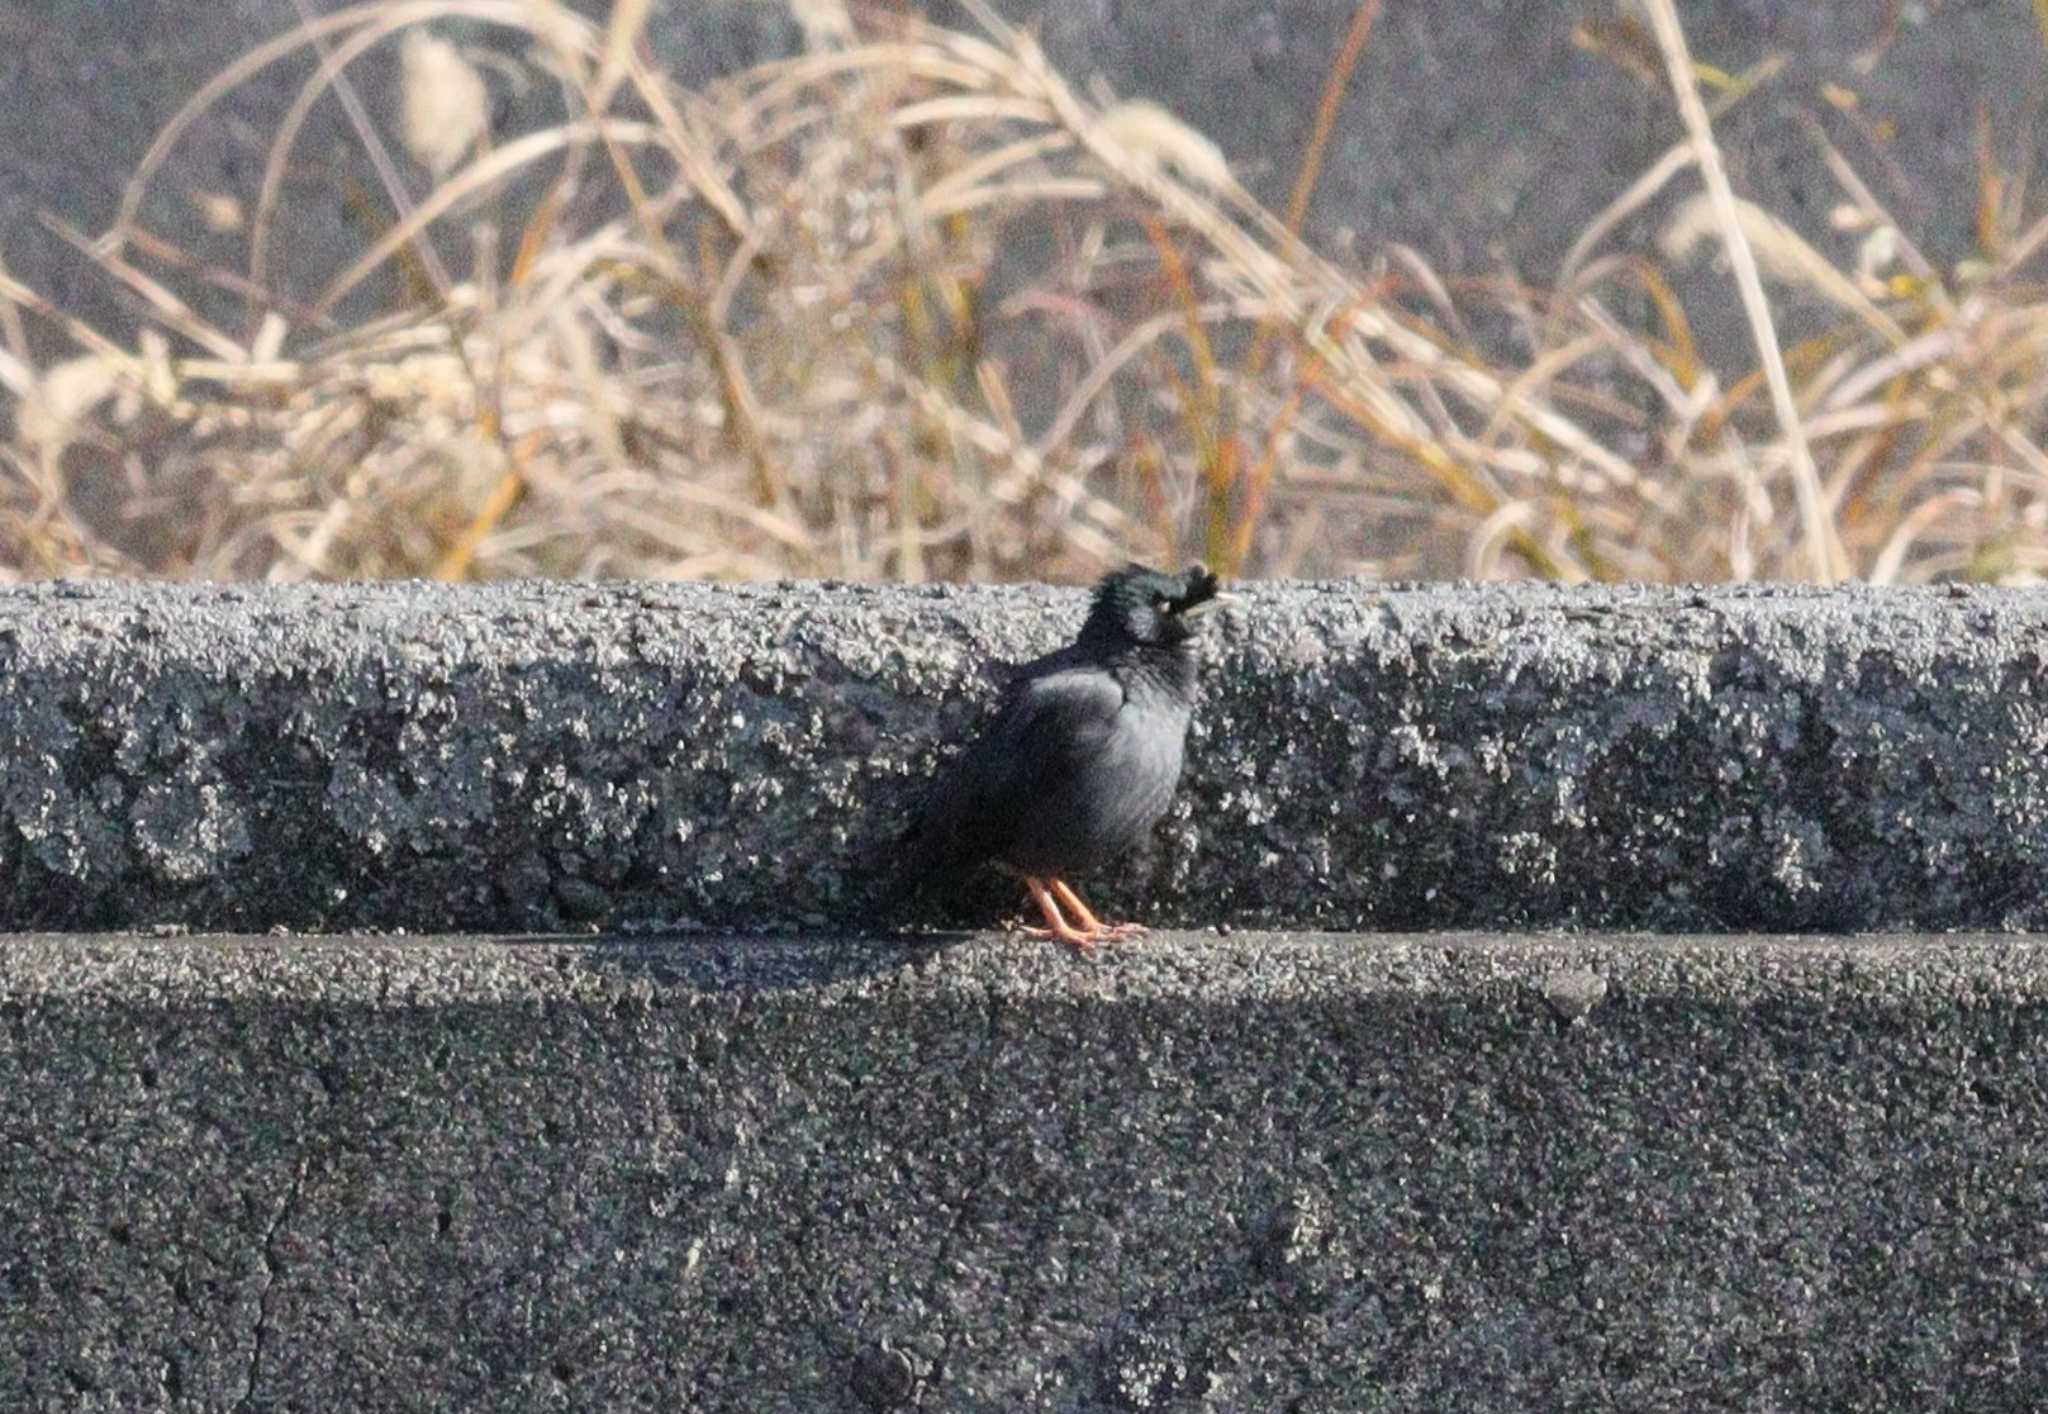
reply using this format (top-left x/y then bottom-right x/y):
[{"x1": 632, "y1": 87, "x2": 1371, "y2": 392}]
[{"x1": 1, "y1": 0, "x2": 2045, "y2": 585}]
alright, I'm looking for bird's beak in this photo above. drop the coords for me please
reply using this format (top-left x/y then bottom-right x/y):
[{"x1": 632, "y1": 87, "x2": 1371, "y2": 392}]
[{"x1": 1178, "y1": 591, "x2": 1240, "y2": 620}]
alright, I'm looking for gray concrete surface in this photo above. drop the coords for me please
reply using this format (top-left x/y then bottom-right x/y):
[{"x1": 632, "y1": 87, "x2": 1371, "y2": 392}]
[
  {"x1": 3, "y1": 930, "x2": 2046, "y2": 1411},
  {"x1": 3, "y1": 579, "x2": 2047, "y2": 935}
]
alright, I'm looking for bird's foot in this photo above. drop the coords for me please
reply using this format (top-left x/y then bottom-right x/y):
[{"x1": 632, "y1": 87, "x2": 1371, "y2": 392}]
[
  {"x1": 1023, "y1": 877, "x2": 1145, "y2": 951},
  {"x1": 1020, "y1": 923, "x2": 1103, "y2": 952},
  {"x1": 1018, "y1": 920, "x2": 1142, "y2": 949}
]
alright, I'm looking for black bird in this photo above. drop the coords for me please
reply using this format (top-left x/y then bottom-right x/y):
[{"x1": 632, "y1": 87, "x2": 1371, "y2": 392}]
[{"x1": 903, "y1": 562, "x2": 1230, "y2": 948}]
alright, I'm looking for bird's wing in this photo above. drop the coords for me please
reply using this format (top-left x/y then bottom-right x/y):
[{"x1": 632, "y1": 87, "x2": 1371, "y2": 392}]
[{"x1": 903, "y1": 664, "x2": 1125, "y2": 885}]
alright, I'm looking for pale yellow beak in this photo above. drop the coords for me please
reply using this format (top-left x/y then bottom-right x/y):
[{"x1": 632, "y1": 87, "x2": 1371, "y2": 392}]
[{"x1": 1179, "y1": 591, "x2": 1238, "y2": 617}]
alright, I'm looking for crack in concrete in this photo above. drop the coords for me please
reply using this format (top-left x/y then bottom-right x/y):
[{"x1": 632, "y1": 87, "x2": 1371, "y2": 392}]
[
  {"x1": 916, "y1": 980, "x2": 1006, "y2": 1409},
  {"x1": 238, "y1": 1154, "x2": 309, "y2": 1411},
  {"x1": 681, "y1": 986, "x2": 754, "y2": 1405}
]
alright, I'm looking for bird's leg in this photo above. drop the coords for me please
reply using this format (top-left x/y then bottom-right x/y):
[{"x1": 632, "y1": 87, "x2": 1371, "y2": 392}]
[
  {"x1": 1021, "y1": 876, "x2": 1102, "y2": 950},
  {"x1": 1049, "y1": 878, "x2": 1146, "y2": 940}
]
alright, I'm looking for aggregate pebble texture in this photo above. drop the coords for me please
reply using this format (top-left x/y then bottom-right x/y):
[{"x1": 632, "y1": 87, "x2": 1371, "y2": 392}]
[
  {"x1": 1, "y1": 580, "x2": 2046, "y2": 934},
  {"x1": 3, "y1": 932, "x2": 2045, "y2": 1411}
]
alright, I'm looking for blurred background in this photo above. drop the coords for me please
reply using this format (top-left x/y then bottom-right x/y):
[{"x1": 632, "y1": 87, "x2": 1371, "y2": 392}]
[{"x1": 1, "y1": 0, "x2": 2045, "y2": 586}]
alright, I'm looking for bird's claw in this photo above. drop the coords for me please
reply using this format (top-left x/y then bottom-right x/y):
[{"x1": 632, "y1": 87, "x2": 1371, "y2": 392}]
[
  {"x1": 1021, "y1": 925, "x2": 1092, "y2": 951},
  {"x1": 1019, "y1": 921, "x2": 1143, "y2": 950}
]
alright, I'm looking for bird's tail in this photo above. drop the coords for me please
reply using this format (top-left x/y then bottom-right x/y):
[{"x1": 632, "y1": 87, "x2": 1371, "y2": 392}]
[
  {"x1": 877, "y1": 777, "x2": 1005, "y2": 933},
  {"x1": 845, "y1": 789, "x2": 954, "y2": 930}
]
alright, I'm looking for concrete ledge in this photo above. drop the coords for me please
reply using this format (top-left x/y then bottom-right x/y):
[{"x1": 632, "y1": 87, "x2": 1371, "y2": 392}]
[
  {"x1": 3, "y1": 580, "x2": 2046, "y2": 933},
  {"x1": 4, "y1": 931, "x2": 2046, "y2": 1409}
]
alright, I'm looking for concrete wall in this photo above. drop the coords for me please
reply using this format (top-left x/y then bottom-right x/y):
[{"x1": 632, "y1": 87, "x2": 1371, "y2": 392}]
[
  {"x1": 5, "y1": 582, "x2": 2048, "y2": 1409},
  {"x1": 2, "y1": 580, "x2": 2045, "y2": 935},
  {"x1": 5, "y1": 931, "x2": 2046, "y2": 1411}
]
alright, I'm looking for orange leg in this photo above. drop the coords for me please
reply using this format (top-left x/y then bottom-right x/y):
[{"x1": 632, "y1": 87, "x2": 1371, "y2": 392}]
[
  {"x1": 1020, "y1": 876, "x2": 1102, "y2": 950},
  {"x1": 1049, "y1": 878, "x2": 1146, "y2": 940}
]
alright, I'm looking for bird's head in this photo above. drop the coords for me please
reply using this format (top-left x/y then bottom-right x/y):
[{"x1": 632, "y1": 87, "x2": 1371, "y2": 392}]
[{"x1": 1080, "y1": 562, "x2": 1231, "y2": 650}]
